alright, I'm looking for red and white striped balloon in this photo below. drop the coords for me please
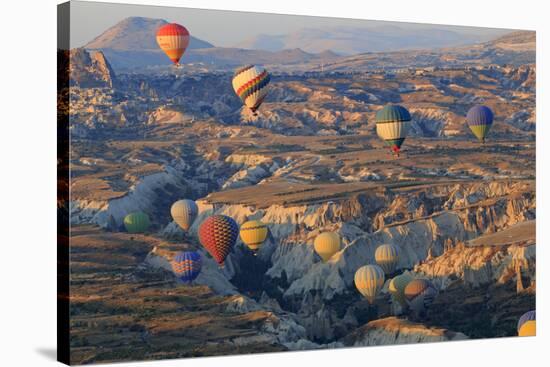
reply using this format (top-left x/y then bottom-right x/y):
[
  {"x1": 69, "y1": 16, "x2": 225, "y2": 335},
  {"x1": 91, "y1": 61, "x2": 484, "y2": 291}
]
[{"x1": 156, "y1": 23, "x2": 190, "y2": 65}]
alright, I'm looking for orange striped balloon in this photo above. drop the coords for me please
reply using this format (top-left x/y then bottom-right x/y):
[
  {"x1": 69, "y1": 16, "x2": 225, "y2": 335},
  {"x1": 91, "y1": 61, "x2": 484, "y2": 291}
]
[{"x1": 156, "y1": 23, "x2": 190, "y2": 65}]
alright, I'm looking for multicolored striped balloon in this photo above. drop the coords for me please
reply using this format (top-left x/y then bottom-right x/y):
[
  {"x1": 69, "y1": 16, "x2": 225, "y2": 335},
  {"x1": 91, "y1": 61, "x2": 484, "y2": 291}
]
[
  {"x1": 156, "y1": 23, "x2": 190, "y2": 65},
  {"x1": 171, "y1": 251, "x2": 202, "y2": 283},
  {"x1": 354, "y1": 264, "x2": 385, "y2": 304},
  {"x1": 375, "y1": 105, "x2": 411, "y2": 156},
  {"x1": 375, "y1": 243, "x2": 400, "y2": 274},
  {"x1": 232, "y1": 65, "x2": 271, "y2": 115},
  {"x1": 239, "y1": 220, "x2": 268, "y2": 252},
  {"x1": 171, "y1": 199, "x2": 198, "y2": 231},
  {"x1": 466, "y1": 105, "x2": 494, "y2": 143},
  {"x1": 198, "y1": 215, "x2": 239, "y2": 266}
]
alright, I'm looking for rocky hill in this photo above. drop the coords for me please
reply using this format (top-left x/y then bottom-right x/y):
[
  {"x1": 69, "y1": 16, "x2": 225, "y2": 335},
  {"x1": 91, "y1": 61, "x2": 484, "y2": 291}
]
[
  {"x1": 85, "y1": 16, "x2": 214, "y2": 50},
  {"x1": 69, "y1": 48, "x2": 116, "y2": 88},
  {"x1": 85, "y1": 17, "x2": 214, "y2": 71},
  {"x1": 343, "y1": 317, "x2": 468, "y2": 346},
  {"x1": 488, "y1": 31, "x2": 535, "y2": 51}
]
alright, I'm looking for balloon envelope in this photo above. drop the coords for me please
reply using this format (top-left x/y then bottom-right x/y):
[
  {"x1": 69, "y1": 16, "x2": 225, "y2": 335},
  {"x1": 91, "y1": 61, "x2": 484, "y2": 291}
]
[
  {"x1": 240, "y1": 220, "x2": 268, "y2": 252},
  {"x1": 518, "y1": 320, "x2": 536, "y2": 337},
  {"x1": 171, "y1": 199, "x2": 198, "y2": 231},
  {"x1": 517, "y1": 310, "x2": 536, "y2": 334},
  {"x1": 314, "y1": 232, "x2": 341, "y2": 262},
  {"x1": 404, "y1": 279, "x2": 438, "y2": 313},
  {"x1": 375, "y1": 244, "x2": 400, "y2": 274},
  {"x1": 156, "y1": 23, "x2": 190, "y2": 65},
  {"x1": 198, "y1": 215, "x2": 239, "y2": 266},
  {"x1": 389, "y1": 273, "x2": 413, "y2": 306},
  {"x1": 171, "y1": 251, "x2": 202, "y2": 283},
  {"x1": 354, "y1": 265, "x2": 385, "y2": 304},
  {"x1": 232, "y1": 65, "x2": 271, "y2": 114},
  {"x1": 375, "y1": 105, "x2": 411, "y2": 154},
  {"x1": 123, "y1": 212, "x2": 150, "y2": 233},
  {"x1": 466, "y1": 105, "x2": 494, "y2": 142}
]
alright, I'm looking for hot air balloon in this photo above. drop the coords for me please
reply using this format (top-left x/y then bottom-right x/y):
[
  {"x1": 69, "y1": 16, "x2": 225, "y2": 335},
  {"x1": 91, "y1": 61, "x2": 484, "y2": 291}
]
[
  {"x1": 314, "y1": 232, "x2": 341, "y2": 262},
  {"x1": 232, "y1": 65, "x2": 271, "y2": 116},
  {"x1": 354, "y1": 265, "x2": 385, "y2": 304},
  {"x1": 239, "y1": 220, "x2": 268, "y2": 253},
  {"x1": 171, "y1": 251, "x2": 201, "y2": 283},
  {"x1": 375, "y1": 105, "x2": 411, "y2": 156},
  {"x1": 388, "y1": 273, "x2": 413, "y2": 307},
  {"x1": 518, "y1": 310, "x2": 536, "y2": 337},
  {"x1": 404, "y1": 279, "x2": 438, "y2": 313},
  {"x1": 156, "y1": 23, "x2": 190, "y2": 65},
  {"x1": 375, "y1": 243, "x2": 400, "y2": 274},
  {"x1": 123, "y1": 212, "x2": 150, "y2": 233},
  {"x1": 198, "y1": 215, "x2": 238, "y2": 266},
  {"x1": 466, "y1": 105, "x2": 494, "y2": 143},
  {"x1": 171, "y1": 199, "x2": 198, "y2": 231}
]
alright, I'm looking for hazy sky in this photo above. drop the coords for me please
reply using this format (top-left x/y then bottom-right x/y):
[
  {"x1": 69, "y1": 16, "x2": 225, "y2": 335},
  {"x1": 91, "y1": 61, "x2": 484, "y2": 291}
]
[{"x1": 69, "y1": 0, "x2": 514, "y2": 48}]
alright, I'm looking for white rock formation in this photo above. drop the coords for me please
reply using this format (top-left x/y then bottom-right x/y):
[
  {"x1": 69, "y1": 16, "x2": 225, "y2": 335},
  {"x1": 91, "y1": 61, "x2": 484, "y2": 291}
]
[{"x1": 347, "y1": 317, "x2": 468, "y2": 346}]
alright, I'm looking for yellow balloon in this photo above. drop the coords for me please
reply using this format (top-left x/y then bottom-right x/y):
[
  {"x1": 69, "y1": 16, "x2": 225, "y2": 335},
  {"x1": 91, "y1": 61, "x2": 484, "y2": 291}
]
[
  {"x1": 519, "y1": 320, "x2": 536, "y2": 337},
  {"x1": 314, "y1": 232, "x2": 341, "y2": 262},
  {"x1": 375, "y1": 243, "x2": 400, "y2": 274},
  {"x1": 354, "y1": 265, "x2": 385, "y2": 304},
  {"x1": 239, "y1": 220, "x2": 268, "y2": 252}
]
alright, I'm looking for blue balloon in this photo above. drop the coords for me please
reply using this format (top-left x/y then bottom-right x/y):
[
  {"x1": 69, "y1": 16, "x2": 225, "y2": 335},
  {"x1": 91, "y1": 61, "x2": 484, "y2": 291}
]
[
  {"x1": 466, "y1": 105, "x2": 494, "y2": 127},
  {"x1": 171, "y1": 251, "x2": 202, "y2": 283},
  {"x1": 466, "y1": 105, "x2": 494, "y2": 142}
]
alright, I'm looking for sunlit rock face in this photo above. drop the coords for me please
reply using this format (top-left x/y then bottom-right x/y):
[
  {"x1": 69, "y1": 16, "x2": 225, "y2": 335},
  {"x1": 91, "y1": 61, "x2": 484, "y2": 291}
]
[
  {"x1": 343, "y1": 317, "x2": 468, "y2": 346},
  {"x1": 70, "y1": 48, "x2": 117, "y2": 88}
]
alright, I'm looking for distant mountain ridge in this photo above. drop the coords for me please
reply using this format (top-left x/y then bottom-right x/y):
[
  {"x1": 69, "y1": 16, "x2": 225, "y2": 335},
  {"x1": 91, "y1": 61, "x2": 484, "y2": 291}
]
[
  {"x1": 315, "y1": 29, "x2": 535, "y2": 72},
  {"x1": 236, "y1": 25, "x2": 511, "y2": 55},
  {"x1": 84, "y1": 17, "x2": 532, "y2": 72},
  {"x1": 85, "y1": 17, "x2": 214, "y2": 50}
]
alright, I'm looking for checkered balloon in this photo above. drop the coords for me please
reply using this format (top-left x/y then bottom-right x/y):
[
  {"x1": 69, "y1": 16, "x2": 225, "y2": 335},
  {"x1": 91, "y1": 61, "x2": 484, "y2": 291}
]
[{"x1": 198, "y1": 215, "x2": 238, "y2": 266}]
